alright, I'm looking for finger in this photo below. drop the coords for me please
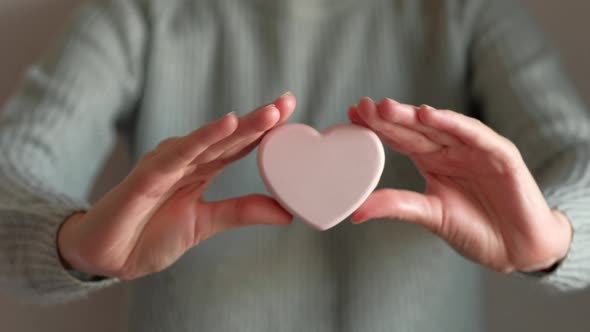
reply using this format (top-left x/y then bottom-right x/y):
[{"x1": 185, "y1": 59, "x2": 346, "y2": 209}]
[
  {"x1": 350, "y1": 101, "x2": 416, "y2": 152},
  {"x1": 377, "y1": 99, "x2": 462, "y2": 147},
  {"x1": 273, "y1": 91, "x2": 297, "y2": 125},
  {"x1": 356, "y1": 97, "x2": 441, "y2": 154},
  {"x1": 196, "y1": 194, "x2": 293, "y2": 241},
  {"x1": 193, "y1": 104, "x2": 280, "y2": 165},
  {"x1": 417, "y1": 105, "x2": 507, "y2": 152},
  {"x1": 219, "y1": 136, "x2": 262, "y2": 165},
  {"x1": 155, "y1": 112, "x2": 239, "y2": 170},
  {"x1": 219, "y1": 91, "x2": 297, "y2": 159},
  {"x1": 195, "y1": 91, "x2": 296, "y2": 165},
  {"x1": 195, "y1": 136, "x2": 263, "y2": 175},
  {"x1": 350, "y1": 189, "x2": 443, "y2": 235},
  {"x1": 347, "y1": 104, "x2": 368, "y2": 127}
]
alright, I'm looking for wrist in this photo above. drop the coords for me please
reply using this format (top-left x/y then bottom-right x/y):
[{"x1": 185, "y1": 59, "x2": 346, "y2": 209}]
[
  {"x1": 551, "y1": 209, "x2": 573, "y2": 265},
  {"x1": 57, "y1": 211, "x2": 87, "y2": 270},
  {"x1": 521, "y1": 209, "x2": 572, "y2": 275}
]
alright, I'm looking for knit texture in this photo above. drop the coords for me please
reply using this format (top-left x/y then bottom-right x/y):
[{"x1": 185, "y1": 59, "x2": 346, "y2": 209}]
[{"x1": 1, "y1": 0, "x2": 590, "y2": 330}]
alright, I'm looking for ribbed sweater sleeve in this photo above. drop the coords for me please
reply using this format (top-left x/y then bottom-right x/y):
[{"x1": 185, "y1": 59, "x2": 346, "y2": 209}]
[
  {"x1": 0, "y1": 0, "x2": 146, "y2": 304},
  {"x1": 468, "y1": 0, "x2": 590, "y2": 290}
]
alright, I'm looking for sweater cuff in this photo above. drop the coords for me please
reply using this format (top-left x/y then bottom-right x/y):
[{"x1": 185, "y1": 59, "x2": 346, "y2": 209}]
[
  {"x1": 0, "y1": 197, "x2": 118, "y2": 304},
  {"x1": 525, "y1": 187, "x2": 590, "y2": 291}
]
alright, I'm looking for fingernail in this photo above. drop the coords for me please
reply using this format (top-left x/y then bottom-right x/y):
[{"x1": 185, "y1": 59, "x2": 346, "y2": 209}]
[
  {"x1": 281, "y1": 91, "x2": 293, "y2": 97},
  {"x1": 225, "y1": 111, "x2": 236, "y2": 117}
]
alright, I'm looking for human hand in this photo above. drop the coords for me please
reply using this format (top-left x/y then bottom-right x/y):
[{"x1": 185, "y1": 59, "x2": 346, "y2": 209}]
[
  {"x1": 348, "y1": 97, "x2": 572, "y2": 273},
  {"x1": 58, "y1": 92, "x2": 296, "y2": 280}
]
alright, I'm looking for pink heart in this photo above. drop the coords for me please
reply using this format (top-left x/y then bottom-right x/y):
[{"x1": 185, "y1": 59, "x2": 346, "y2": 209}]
[{"x1": 257, "y1": 123, "x2": 385, "y2": 231}]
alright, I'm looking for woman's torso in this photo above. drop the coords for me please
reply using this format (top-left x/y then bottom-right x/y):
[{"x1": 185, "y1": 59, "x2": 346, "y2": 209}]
[{"x1": 125, "y1": 0, "x2": 482, "y2": 330}]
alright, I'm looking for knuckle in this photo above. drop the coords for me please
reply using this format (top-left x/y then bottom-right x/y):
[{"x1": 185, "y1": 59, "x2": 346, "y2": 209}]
[
  {"x1": 169, "y1": 142, "x2": 192, "y2": 162},
  {"x1": 494, "y1": 139, "x2": 523, "y2": 170},
  {"x1": 125, "y1": 169, "x2": 154, "y2": 189},
  {"x1": 137, "y1": 149, "x2": 160, "y2": 164},
  {"x1": 416, "y1": 104, "x2": 430, "y2": 115},
  {"x1": 156, "y1": 136, "x2": 181, "y2": 150},
  {"x1": 138, "y1": 137, "x2": 180, "y2": 164},
  {"x1": 471, "y1": 117, "x2": 484, "y2": 126},
  {"x1": 156, "y1": 136, "x2": 195, "y2": 163},
  {"x1": 122, "y1": 166, "x2": 175, "y2": 199}
]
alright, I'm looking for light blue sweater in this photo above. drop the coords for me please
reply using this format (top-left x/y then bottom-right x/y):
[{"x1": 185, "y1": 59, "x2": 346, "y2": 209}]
[{"x1": 2, "y1": 0, "x2": 590, "y2": 331}]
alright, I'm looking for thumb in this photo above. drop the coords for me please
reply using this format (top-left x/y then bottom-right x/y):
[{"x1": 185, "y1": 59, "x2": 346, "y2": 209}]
[
  {"x1": 351, "y1": 189, "x2": 443, "y2": 234},
  {"x1": 197, "y1": 194, "x2": 293, "y2": 237}
]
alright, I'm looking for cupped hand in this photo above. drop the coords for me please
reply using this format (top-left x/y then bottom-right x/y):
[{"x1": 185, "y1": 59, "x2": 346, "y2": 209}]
[
  {"x1": 348, "y1": 97, "x2": 572, "y2": 273},
  {"x1": 58, "y1": 92, "x2": 296, "y2": 280}
]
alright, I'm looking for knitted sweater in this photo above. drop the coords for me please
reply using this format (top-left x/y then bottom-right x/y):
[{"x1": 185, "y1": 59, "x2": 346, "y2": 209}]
[{"x1": 2, "y1": 0, "x2": 590, "y2": 331}]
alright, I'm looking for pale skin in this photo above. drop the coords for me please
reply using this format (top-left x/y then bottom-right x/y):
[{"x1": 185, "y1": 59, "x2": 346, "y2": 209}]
[
  {"x1": 348, "y1": 97, "x2": 572, "y2": 273},
  {"x1": 58, "y1": 92, "x2": 572, "y2": 280},
  {"x1": 58, "y1": 92, "x2": 297, "y2": 280}
]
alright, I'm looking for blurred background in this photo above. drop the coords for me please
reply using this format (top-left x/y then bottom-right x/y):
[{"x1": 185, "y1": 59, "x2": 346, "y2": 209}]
[{"x1": 1, "y1": 0, "x2": 589, "y2": 331}]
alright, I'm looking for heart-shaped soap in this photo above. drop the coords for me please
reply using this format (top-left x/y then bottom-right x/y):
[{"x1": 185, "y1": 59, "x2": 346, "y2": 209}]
[{"x1": 257, "y1": 123, "x2": 385, "y2": 231}]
